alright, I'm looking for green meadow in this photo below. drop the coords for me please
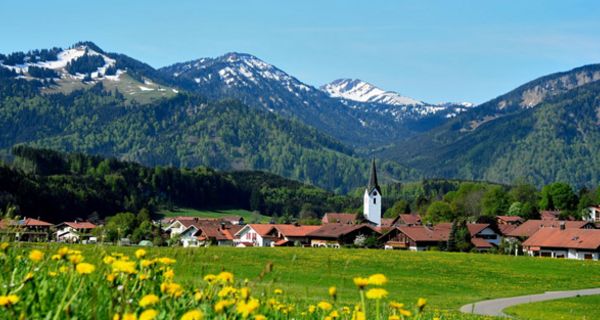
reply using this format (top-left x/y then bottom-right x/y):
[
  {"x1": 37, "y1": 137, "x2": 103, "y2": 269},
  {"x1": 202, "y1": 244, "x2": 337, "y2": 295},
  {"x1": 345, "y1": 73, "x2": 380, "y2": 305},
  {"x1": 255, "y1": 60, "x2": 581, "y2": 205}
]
[
  {"x1": 16, "y1": 244, "x2": 600, "y2": 319},
  {"x1": 504, "y1": 295, "x2": 600, "y2": 320}
]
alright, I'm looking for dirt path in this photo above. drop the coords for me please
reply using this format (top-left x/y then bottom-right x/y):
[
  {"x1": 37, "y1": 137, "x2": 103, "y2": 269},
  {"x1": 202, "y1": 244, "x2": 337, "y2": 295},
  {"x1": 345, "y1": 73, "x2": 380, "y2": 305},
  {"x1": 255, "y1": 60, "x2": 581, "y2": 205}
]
[{"x1": 459, "y1": 288, "x2": 600, "y2": 317}]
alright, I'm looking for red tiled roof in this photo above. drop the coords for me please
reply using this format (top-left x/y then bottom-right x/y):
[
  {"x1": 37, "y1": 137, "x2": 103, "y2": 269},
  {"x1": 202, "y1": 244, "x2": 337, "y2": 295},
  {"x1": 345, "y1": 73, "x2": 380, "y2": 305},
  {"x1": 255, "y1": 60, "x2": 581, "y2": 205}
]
[
  {"x1": 497, "y1": 215, "x2": 524, "y2": 224},
  {"x1": 321, "y1": 213, "x2": 356, "y2": 224},
  {"x1": 274, "y1": 239, "x2": 289, "y2": 246},
  {"x1": 307, "y1": 224, "x2": 378, "y2": 239},
  {"x1": 273, "y1": 225, "x2": 321, "y2": 237},
  {"x1": 523, "y1": 228, "x2": 600, "y2": 250},
  {"x1": 62, "y1": 221, "x2": 96, "y2": 229},
  {"x1": 466, "y1": 223, "x2": 490, "y2": 236},
  {"x1": 498, "y1": 224, "x2": 518, "y2": 236},
  {"x1": 540, "y1": 210, "x2": 560, "y2": 220},
  {"x1": 380, "y1": 218, "x2": 395, "y2": 227},
  {"x1": 507, "y1": 220, "x2": 592, "y2": 238},
  {"x1": 471, "y1": 238, "x2": 494, "y2": 248},
  {"x1": 245, "y1": 224, "x2": 277, "y2": 237},
  {"x1": 384, "y1": 225, "x2": 450, "y2": 242},
  {"x1": 397, "y1": 214, "x2": 422, "y2": 225},
  {"x1": 23, "y1": 218, "x2": 53, "y2": 227}
]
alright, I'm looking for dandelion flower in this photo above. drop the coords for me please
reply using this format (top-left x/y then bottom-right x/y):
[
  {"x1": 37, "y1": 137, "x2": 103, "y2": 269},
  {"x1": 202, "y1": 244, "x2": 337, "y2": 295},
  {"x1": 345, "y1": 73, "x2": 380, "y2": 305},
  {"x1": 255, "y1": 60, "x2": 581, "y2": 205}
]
[
  {"x1": 274, "y1": 288, "x2": 283, "y2": 295},
  {"x1": 0, "y1": 242, "x2": 8, "y2": 251},
  {"x1": 76, "y1": 262, "x2": 95, "y2": 275},
  {"x1": 317, "y1": 301, "x2": 332, "y2": 311},
  {"x1": 367, "y1": 274, "x2": 388, "y2": 286},
  {"x1": 157, "y1": 257, "x2": 176, "y2": 265},
  {"x1": 236, "y1": 298, "x2": 260, "y2": 318},
  {"x1": 217, "y1": 271, "x2": 234, "y2": 283},
  {"x1": 181, "y1": 310, "x2": 203, "y2": 320},
  {"x1": 140, "y1": 309, "x2": 158, "y2": 320},
  {"x1": 328, "y1": 286, "x2": 337, "y2": 298},
  {"x1": 388, "y1": 316, "x2": 400, "y2": 320},
  {"x1": 29, "y1": 249, "x2": 44, "y2": 262},
  {"x1": 399, "y1": 309, "x2": 412, "y2": 317},
  {"x1": 203, "y1": 274, "x2": 216, "y2": 283},
  {"x1": 417, "y1": 297, "x2": 427, "y2": 309},
  {"x1": 365, "y1": 288, "x2": 388, "y2": 300},
  {"x1": 135, "y1": 249, "x2": 147, "y2": 259},
  {"x1": 122, "y1": 313, "x2": 137, "y2": 320},
  {"x1": 254, "y1": 315, "x2": 267, "y2": 320},
  {"x1": 0, "y1": 294, "x2": 19, "y2": 307},
  {"x1": 353, "y1": 277, "x2": 369, "y2": 289},
  {"x1": 139, "y1": 294, "x2": 160, "y2": 307}
]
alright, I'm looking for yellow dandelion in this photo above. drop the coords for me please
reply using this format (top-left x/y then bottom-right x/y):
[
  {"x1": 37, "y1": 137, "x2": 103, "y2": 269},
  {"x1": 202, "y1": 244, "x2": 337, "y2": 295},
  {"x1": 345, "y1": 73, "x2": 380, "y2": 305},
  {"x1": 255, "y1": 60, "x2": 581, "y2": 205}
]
[
  {"x1": 141, "y1": 259, "x2": 154, "y2": 268},
  {"x1": 194, "y1": 291, "x2": 203, "y2": 301},
  {"x1": 389, "y1": 301, "x2": 404, "y2": 310},
  {"x1": 112, "y1": 260, "x2": 137, "y2": 274},
  {"x1": 135, "y1": 249, "x2": 147, "y2": 259},
  {"x1": 122, "y1": 313, "x2": 137, "y2": 320},
  {"x1": 68, "y1": 254, "x2": 84, "y2": 264},
  {"x1": 203, "y1": 274, "x2": 216, "y2": 283},
  {"x1": 254, "y1": 315, "x2": 267, "y2": 320},
  {"x1": 417, "y1": 297, "x2": 427, "y2": 309},
  {"x1": 214, "y1": 299, "x2": 235, "y2": 313},
  {"x1": 365, "y1": 288, "x2": 388, "y2": 300},
  {"x1": 160, "y1": 282, "x2": 183, "y2": 297},
  {"x1": 103, "y1": 256, "x2": 116, "y2": 265},
  {"x1": 236, "y1": 298, "x2": 260, "y2": 318},
  {"x1": 57, "y1": 247, "x2": 69, "y2": 257},
  {"x1": 181, "y1": 310, "x2": 203, "y2": 320},
  {"x1": 29, "y1": 249, "x2": 44, "y2": 262},
  {"x1": 139, "y1": 294, "x2": 160, "y2": 307},
  {"x1": 274, "y1": 288, "x2": 283, "y2": 295},
  {"x1": 399, "y1": 309, "x2": 412, "y2": 317},
  {"x1": 352, "y1": 311, "x2": 366, "y2": 320},
  {"x1": 217, "y1": 271, "x2": 234, "y2": 283},
  {"x1": 308, "y1": 305, "x2": 316, "y2": 313},
  {"x1": 76, "y1": 262, "x2": 95, "y2": 275},
  {"x1": 0, "y1": 294, "x2": 19, "y2": 307},
  {"x1": 329, "y1": 310, "x2": 340, "y2": 318},
  {"x1": 106, "y1": 273, "x2": 116, "y2": 282},
  {"x1": 48, "y1": 271, "x2": 58, "y2": 277},
  {"x1": 157, "y1": 257, "x2": 176, "y2": 265},
  {"x1": 328, "y1": 286, "x2": 337, "y2": 298},
  {"x1": 59, "y1": 266, "x2": 69, "y2": 273},
  {"x1": 140, "y1": 309, "x2": 158, "y2": 320},
  {"x1": 163, "y1": 268, "x2": 175, "y2": 279},
  {"x1": 317, "y1": 301, "x2": 332, "y2": 311},
  {"x1": 367, "y1": 274, "x2": 388, "y2": 286},
  {"x1": 23, "y1": 272, "x2": 34, "y2": 282},
  {"x1": 353, "y1": 277, "x2": 369, "y2": 289},
  {"x1": 51, "y1": 254, "x2": 62, "y2": 261},
  {"x1": 0, "y1": 242, "x2": 8, "y2": 251},
  {"x1": 218, "y1": 286, "x2": 237, "y2": 298},
  {"x1": 388, "y1": 316, "x2": 400, "y2": 320}
]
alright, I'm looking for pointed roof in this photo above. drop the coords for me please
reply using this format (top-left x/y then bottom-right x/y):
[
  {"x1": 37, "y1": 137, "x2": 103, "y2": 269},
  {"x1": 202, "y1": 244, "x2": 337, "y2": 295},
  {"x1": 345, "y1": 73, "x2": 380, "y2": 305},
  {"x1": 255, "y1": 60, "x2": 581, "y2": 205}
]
[{"x1": 367, "y1": 159, "x2": 381, "y2": 194}]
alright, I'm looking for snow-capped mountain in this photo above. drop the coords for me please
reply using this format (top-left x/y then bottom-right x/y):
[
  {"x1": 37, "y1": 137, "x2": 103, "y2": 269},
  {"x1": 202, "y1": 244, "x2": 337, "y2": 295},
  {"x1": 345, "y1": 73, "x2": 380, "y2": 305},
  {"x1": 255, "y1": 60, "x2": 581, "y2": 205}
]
[{"x1": 321, "y1": 78, "x2": 424, "y2": 106}]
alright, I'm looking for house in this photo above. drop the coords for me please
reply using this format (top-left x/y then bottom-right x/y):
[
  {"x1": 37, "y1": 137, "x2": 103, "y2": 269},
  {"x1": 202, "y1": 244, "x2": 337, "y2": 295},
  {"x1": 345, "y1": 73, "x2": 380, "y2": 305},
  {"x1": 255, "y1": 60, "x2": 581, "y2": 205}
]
[
  {"x1": 540, "y1": 210, "x2": 561, "y2": 220},
  {"x1": 467, "y1": 223, "x2": 501, "y2": 247},
  {"x1": 522, "y1": 227, "x2": 600, "y2": 260},
  {"x1": 496, "y1": 215, "x2": 524, "y2": 225},
  {"x1": 163, "y1": 217, "x2": 199, "y2": 237},
  {"x1": 391, "y1": 214, "x2": 422, "y2": 226},
  {"x1": 267, "y1": 224, "x2": 322, "y2": 246},
  {"x1": 55, "y1": 221, "x2": 97, "y2": 242},
  {"x1": 0, "y1": 217, "x2": 54, "y2": 242},
  {"x1": 178, "y1": 221, "x2": 243, "y2": 247},
  {"x1": 379, "y1": 225, "x2": 449, "y2": 251},
  {"x1": 307, "y1": 224, "x2": 380, "y2": 248},
  {"x1": 583, "y1": 206, "x2": 600, "y2": 223},
  {"x1": 321, "y1": 213, "x2": 357, "y2": 225},
  {"x1": 507, "y1": 220, "x2": 596, "y2": 240},
  {"x1": 234, "y1": 224, "x2": 277, "y2": 247}
]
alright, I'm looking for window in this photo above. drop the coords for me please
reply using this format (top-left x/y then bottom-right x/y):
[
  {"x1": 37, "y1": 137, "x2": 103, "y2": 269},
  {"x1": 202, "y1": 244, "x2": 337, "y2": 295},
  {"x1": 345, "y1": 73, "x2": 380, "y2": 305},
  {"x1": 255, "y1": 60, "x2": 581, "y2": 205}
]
[{"x1": 373, "y1": 198, "x2": 376, "y2": 204}]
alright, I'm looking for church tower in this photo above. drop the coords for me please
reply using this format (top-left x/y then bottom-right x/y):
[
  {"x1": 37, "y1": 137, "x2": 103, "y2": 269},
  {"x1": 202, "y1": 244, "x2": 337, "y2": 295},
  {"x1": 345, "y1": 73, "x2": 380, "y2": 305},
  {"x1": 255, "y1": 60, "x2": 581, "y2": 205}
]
[{"x1": 363, "y1": 159, "x2": 382, "y2": 226}]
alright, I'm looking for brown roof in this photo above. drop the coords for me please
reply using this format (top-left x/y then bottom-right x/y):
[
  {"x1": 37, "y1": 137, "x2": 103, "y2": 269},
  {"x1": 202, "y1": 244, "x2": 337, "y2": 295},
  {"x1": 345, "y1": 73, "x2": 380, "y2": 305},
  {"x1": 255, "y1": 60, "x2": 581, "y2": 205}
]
[
  {"x1": 396, "y1": 214, "x2": 422, "y2": 225},
  {"x1": 244, "y1": 224, "x2": 277, "y2": 237},
  {"x1": 498, "y1": 224, "x2": 518, "y2": 236},
  {"x1": 507, "y1": 220, "x2": 593, "y2": 238},
  {"x1": 540, "y1": 210, "x2": 560, "y2": 220},
  {"x1": 23, "y1": 217, "x2": 53, "y2": 227},
  {"x1": 466, "y1": 223, "x2": 491, "y2": 236},
  {"x1": 523, "y1": 228, "x2": 600, "y2": 250},
  {"x1": 273, "y1": 224, "x2": 321, "y2": 237},
  {"x1": 380, "y1": 218, "x2": 395, "y2": 227},
  {"x1": 183, "y1": 220, "x2": 241, "y2": 241},
  {"x1": 382, "y1": 225, "x2": 451, "y2": 242},
  {"x1": 321, "y1": 213, "x2": 356, "y2": 224},
  {"x1": 497, "y1": 215, "x2": 524, "y2": 224},
  {"x1": 307, "y1": 224, "x2": 379, "y2": 239},
  {"x1": 471, "y1": 237, "x2": 494, "y2": 248},
  {"x1": 61, "y1": 221, "x2": 97, "y2": 229}
]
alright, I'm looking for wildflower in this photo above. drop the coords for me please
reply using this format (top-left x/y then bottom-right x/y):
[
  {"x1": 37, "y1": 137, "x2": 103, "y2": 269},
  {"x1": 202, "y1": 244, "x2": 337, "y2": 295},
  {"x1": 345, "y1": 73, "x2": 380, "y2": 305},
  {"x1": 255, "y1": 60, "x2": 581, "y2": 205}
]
[
  {"x1": 367, "y1": 273, "x2": 388, "y2": 286},
  {"x1": 140, "y1": 309, "x2": 158, "y2": 320},
  {"x1": 217, "y1": 271, "x2": 234, "y2": 283},
  {"x1": 57, "y1": 247, "x2": 69, "y2": 257},
  {"x1": 139, "y1": 294, "x2": 160, "y2": 307},
  {"x1": 0, "y1": 242, "x2": 8, "y2": 251},
  {"x1": 76, "y1": 262, "x2": 95, "y2": 275},
  {"x1": 48, "y1": 271, "x2": 58, "y2": 277},
  {"x1": 254, "y1": 315, "x2": 267, "y2": 320},
  {"x1": 68, "y1": 254, "x2": 84, "y2": 264},
  {"x1": 107, "y1": 273, "x2": 116, "y2": 282},
  {"x1": 29, "y1": 249, "x2": 44, "y2": 262},
  {"x1": 365, "y1": 288, "x2": 388, "y2": 300},
  {"x1": 308, "y1": 305, "x2": 316, "y2": 313},
  {"x1": 389, "y1": 301, "x2": 404, "y2": 310},
  {"x1": 141, "y1": 259, "x2": 154, "y2": 268},
  {"x1": 203, "y1": 274, "x2": 216, "y2": 283},
  {"x1": 160, "y1": 282, "x2": 183, "y2": 297},
  {"x1": 317, "y1": 301, "x2": 332, "y2": 311},
  {"x1": 23, "y1": 272, "x2": 34, "y2": 282},
  {"x1": 329, "y1": 310, "x2": 340, "y2": 318},
  {"x1": 218, "y1": 286, "x2": 237, "y2": 298},
  {"x1": 352, "y1": 311, "x2": 366, "y2": 320},
  {"x1": 123, "y1": 313, "x2": 137, "y2": 320},
  {"x1": 388, "y1": 316, "x2": 400, "y2": 320},
  {"x1": 214, "y1": 299, "x2": 234, "y2": 313},
  {"x1": 328, "y1": 286, "x2": 337, "y2": 299},
  {"x1": 417, "y1": 297, "x2": 427, "y2": 310},
  {"x1": 135, "y1": 249, "x2": 147, "y2": 259},
  {"x1": 342, "y1": 306, "x2": 351, "y2": 314},
  {"x1": 236, "y1": 298, "x2": 260, "y2": 318},
  {"x1": 274, "y1": 288, "x2": 283, "y2": 295},
  {"x1": 181, "y1": 310, "x2": 203, "y2": 320},
  {"x1": 112, "y1": 260, "x2": 137, "y2": 274},
  {"x1": 194, "y1": 291, "x2": 203, "y2": 301},
  {"x1": 353, "y1": 277, "x2": 369, "y2": 289},
  {"x1": 139, "y1": 274, "x2": 149, "y2": 281},
  {"x1": 59, "y1": 266, "x2": 70, "y2": 273},
  {"x1": 0, "y1": 294, "x2": 19, "y2": 307},
  {"x1": 157, "y1": 257, "x2": 176, "y2": 265},
  {"x1": 399, "y1": 309, "x2": 412, "y2": 317},
  {"x1": 163, "y1": 268, "x2": 175, "y2": 279},
  {"x1": 51, "y1": 254, "x2": 62, "y2": 261},
  {"x1": 103, "y1": 256, "x2": 116, "y2": 265}
]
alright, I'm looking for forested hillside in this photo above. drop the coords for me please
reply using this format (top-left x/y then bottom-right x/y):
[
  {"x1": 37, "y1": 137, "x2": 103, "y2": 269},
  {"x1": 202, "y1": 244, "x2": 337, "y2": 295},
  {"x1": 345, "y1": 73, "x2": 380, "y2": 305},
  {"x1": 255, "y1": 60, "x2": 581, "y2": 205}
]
[{"x1": 0, "y1": 146, "x2": 360, "y2": 222}]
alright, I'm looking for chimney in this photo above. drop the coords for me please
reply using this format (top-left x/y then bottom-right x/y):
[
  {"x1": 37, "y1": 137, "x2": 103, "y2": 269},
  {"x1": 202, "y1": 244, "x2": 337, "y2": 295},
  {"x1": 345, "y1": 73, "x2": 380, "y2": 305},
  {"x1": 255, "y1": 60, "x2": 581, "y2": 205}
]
[{"x1": 560, "y1": 221, "x2": 566, "y2": 230}]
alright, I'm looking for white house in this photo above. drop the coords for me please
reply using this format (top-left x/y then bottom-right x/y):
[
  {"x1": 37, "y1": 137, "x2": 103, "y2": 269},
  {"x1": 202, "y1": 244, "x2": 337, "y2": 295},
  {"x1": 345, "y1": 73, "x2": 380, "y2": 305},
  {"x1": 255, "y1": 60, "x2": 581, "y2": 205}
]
[
  {"x1": 467, "y1": 223, "x2": 501, "y2": 246},
  {"x1": 363, "y1": 160, "x2": 382, "y2": 226},
  {"x1": 583, "y1": 206, "x2": 600, "y2": 223},
  {"x1": 233, "y1": 224, "x2": 276, "y2": 247},
  {"x1": 522, "y1": 227, "x2": 600, "y2": 260},
  {"x1": 55, "y1": 221, "x2": 97, "y2": 243}
]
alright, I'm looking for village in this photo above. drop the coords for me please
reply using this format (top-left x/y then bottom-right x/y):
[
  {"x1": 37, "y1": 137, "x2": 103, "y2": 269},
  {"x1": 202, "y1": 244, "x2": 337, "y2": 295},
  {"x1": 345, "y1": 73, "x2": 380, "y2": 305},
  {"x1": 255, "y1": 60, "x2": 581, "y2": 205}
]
[{"x1": 2, "y1": 163, "x2": 600, "y2": 261}]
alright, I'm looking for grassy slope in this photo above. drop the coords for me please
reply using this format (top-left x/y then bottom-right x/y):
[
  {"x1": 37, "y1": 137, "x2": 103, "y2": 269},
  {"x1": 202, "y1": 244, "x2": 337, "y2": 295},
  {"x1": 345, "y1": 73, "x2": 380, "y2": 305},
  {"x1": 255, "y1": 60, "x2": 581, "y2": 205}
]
[
  {"x1": 159, "y1": 208, "x2": 270, "y2": 223},
  {"x1": 504, "y1": 295, "x2": 600, "y2": 320},
  {"x1": 24, "y1": 244, "x2": 600, "y2": 318}
]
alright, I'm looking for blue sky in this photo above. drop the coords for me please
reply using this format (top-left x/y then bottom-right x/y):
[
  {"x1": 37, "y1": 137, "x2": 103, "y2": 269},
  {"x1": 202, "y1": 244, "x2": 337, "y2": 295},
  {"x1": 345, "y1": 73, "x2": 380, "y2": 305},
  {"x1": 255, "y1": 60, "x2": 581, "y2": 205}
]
[{"x1": 2, "y1": 0, "x2": 600, "y2": 103}]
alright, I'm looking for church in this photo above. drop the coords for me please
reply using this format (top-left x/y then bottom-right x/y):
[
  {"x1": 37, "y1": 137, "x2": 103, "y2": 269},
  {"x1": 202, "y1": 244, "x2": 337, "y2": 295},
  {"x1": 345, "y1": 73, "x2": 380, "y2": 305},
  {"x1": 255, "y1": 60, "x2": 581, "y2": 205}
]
[{"x1": 363, "y1": 159, "x2": 382, "y2": 226}]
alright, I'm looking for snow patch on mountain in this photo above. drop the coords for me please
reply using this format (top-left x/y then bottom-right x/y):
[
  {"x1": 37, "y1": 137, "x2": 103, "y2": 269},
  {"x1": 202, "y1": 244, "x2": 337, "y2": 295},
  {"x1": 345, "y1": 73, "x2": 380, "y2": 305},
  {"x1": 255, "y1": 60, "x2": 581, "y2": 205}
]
[{"x1": 321, "y1": 79, "x2": 424, "y2": 106}]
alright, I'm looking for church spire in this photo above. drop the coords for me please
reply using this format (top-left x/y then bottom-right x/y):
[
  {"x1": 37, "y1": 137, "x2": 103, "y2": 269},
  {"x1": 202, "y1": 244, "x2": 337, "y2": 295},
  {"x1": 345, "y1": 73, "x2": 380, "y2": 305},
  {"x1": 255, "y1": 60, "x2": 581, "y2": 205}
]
[{"x1": 368, "y1": 159, "x2": 381, "y2": 193}]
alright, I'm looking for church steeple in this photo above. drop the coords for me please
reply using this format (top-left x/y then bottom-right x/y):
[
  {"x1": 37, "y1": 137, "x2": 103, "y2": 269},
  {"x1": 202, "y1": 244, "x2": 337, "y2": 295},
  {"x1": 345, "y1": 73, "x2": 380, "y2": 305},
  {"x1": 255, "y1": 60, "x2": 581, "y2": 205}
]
[{"x1": 368, "y1": 159, "x2": 381, "y2": 194}]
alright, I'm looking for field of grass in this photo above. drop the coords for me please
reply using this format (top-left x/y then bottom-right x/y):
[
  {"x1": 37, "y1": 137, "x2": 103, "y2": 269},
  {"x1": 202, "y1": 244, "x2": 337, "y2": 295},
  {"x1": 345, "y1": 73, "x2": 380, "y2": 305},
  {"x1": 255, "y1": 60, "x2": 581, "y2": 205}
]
[
  {"x1": 13, "y1": 244, "x2": 600, "y2": 319},
  {"x1": 504, "y1": 295, "x2": 600, "y2": 320},
  {"x1": 159, "y1": 208, "x2": 270, "y2": 223}
]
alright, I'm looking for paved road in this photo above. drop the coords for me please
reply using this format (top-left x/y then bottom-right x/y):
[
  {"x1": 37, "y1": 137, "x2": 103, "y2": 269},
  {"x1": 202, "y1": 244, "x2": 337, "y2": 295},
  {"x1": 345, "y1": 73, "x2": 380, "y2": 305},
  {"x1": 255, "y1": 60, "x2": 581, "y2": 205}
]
[{"x1": 459, "y1": 288, "x2": 600, "y2": 317}]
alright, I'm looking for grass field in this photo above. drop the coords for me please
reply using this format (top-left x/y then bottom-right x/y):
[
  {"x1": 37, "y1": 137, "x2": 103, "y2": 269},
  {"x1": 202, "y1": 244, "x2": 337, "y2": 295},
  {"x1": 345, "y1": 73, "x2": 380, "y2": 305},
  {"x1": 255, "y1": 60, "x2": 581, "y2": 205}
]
[
  {"x1": 14, "y1": 244, "x2": 600, "y2": 319},
  {"x1": 504, "y1": 295, "x2": 600, "y2": 320},
  {"x1": 159, "y1": 208, "x2": 270, "y2": 223}
]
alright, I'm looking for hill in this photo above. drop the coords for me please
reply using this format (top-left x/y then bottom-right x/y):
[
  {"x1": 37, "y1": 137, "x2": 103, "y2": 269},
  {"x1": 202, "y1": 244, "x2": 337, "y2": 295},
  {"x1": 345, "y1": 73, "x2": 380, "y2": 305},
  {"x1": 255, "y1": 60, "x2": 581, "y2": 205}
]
[{"x1": 378, "y1": 64, "x2": 600, "y2": 187}]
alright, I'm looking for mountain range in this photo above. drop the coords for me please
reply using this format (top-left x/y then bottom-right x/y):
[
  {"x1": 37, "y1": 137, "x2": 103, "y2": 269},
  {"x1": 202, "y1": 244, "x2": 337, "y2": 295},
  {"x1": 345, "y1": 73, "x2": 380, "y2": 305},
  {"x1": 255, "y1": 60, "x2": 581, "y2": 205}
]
[{"x1": 1, "y1": 41, "x2": 600, "y2": 191}]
